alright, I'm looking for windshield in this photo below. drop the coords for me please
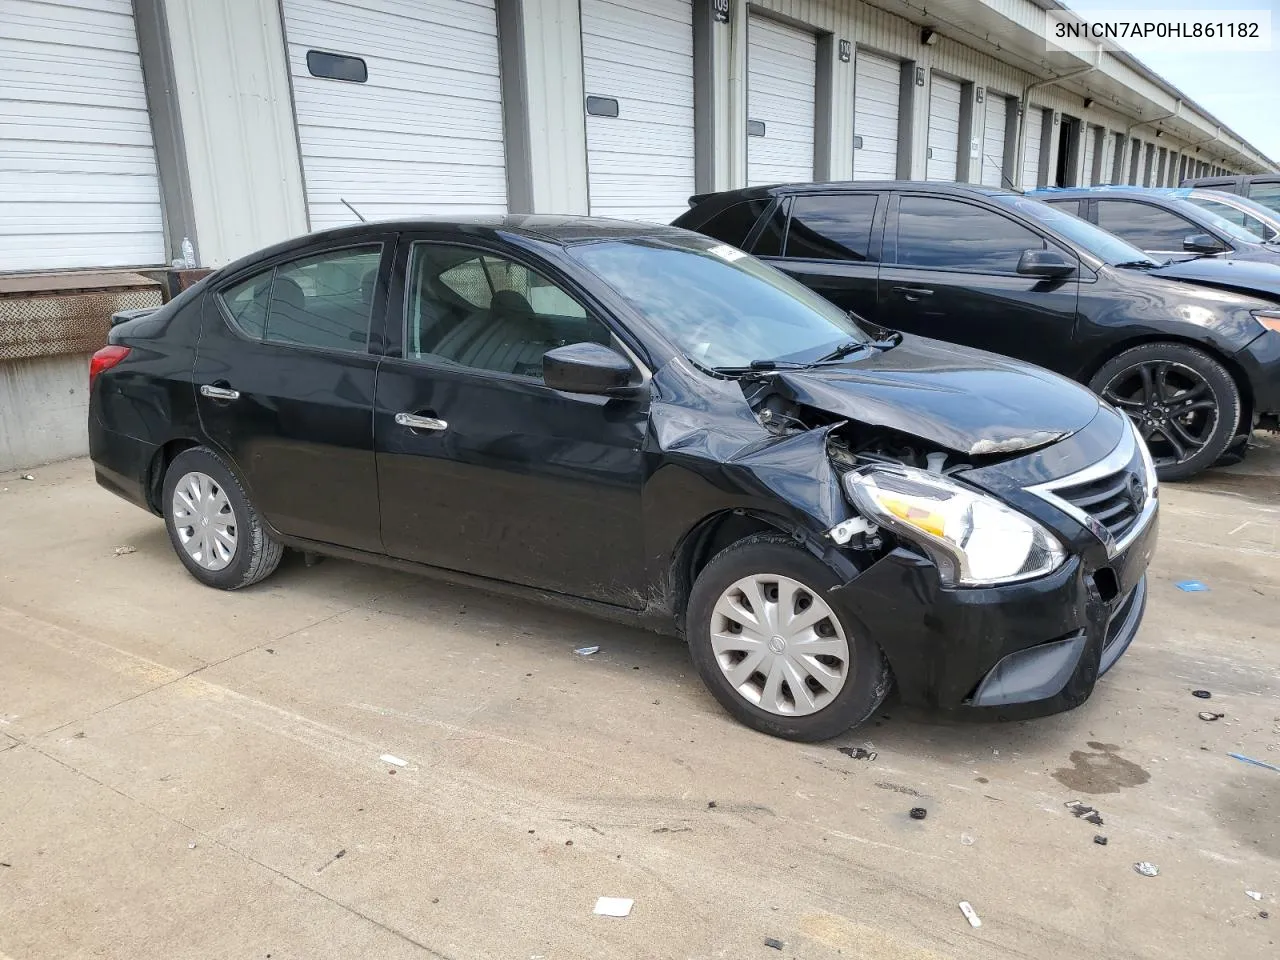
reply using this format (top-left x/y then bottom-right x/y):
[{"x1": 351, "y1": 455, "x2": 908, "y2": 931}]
[
  {"x1": 992, "y1": 194, "x2": 1158, "y2": 265},
  {"x1": 569, "y1": 236, "x2": 869, "y2": 369}
]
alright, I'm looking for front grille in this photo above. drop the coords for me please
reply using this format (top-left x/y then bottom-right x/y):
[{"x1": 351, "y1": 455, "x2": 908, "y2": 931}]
[{"x1": 1054, "y1": 464, "x2": 1143, "y2": 542}]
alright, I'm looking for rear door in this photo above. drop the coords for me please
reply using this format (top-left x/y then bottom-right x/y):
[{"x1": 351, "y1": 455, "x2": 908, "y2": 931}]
[
  {"x1": 196, "y1": 238, "x2": 393, "y2": 552},
  {"x1": 373, "y1": 234, "x2": 648, "y2": 605},
  {"x1": 877, "y1": 193, "x2": 1079, "y2": 373},
  {"x1": 763, "y1": 192, "x2": 884, "y2": 320}
]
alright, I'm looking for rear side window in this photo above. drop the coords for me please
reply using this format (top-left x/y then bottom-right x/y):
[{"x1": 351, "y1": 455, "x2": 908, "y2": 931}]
[
  {"x1": 785, "y1": 195, "x2": 879, "y2": 261},
  {"x1": 1041, "y1": 198, "x2": 1080, "y2": 218},
  {"x1": 894, "y1": 196, "x2": 1046, "y2": 273},
  {"x1": 267, "y1": 247, "x2": 383, "y2": 351},
  {"x1": 695, "y1": 200, "x2": 769, "y2": 248},
  {"x1": 1095, "y1": 200, "x2": 1199, "y2": 252}
]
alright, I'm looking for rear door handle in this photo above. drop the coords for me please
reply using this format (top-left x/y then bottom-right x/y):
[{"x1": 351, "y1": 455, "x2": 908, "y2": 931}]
[
  {"x1": 395, "y1": 412, "x2": 448, "y2": 432},
  {"x1": 199, "y1": 384, "x2": 240, "y2": 401},
  {"x1": 892, "y1": 286, "x2": 934, "y2": 302}
]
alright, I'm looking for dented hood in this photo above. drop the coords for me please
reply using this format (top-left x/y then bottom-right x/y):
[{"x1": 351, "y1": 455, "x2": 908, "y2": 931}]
[{"x1": 773, "y1": 334, "x2": 1101, "y2": 457}]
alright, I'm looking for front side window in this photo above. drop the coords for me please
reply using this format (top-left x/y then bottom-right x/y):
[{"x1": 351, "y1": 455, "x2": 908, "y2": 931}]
[
  {"x1": 1186, "y1": 196, "x2": 1274, "y2": 240},
  {"x1": 994, "y1": 194, "x2": 1154, "y2": 266},
  {"x1": 1095, "y1": 200, "x2": 1201, "y2": 252},
  {"x1": 1041, "y1": 198, "x2": 1080, "y2": 218},
  {"x1": 405, "y1": 244, "x2": 607, "y2": 380},
  {"x1": 568, "y1": 236, "x2": 869, "y2": 370},
  {"x1": 786, "y1": 194, "x2": 879, "y2": 261},
  {"x1": 895, "y1": 196, "x2": 1047, "y2": 273},
  {"x1": 266, "y1": 246, "x2": 383, "y2": 351}
]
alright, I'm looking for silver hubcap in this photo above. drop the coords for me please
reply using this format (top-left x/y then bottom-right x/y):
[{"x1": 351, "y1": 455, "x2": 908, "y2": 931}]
[
  {"x1": 171, "y1": 471, "x2": 237, "y2": 571},
  {"x1": 710, "y1": 574, "x2": 851, "y2": 717}
]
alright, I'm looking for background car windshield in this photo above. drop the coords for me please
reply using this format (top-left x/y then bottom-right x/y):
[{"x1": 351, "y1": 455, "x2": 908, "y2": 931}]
[
  {"x1": 995, "y1": 195, "x2": 1157, "y2": 265},
  {"x1": 570, "y1": 237, "x2": 868, "y2": 368}
]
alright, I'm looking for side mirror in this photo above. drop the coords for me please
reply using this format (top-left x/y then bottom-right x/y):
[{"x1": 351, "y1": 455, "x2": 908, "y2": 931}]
[
  {"x1": 1016, "y1": 248, "x2": 1076, "y2": 278},
  {"x1": 542, "y1": 342, "x2": 635, "y2": 395},
  {"x1": 1184, "y1": 233, "x2": 1226, "y2": 254}
]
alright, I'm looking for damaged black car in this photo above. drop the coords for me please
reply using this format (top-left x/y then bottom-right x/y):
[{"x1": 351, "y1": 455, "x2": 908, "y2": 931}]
[{"x1": 89, "y1": 218, "x2": 1158, "y2": 741}]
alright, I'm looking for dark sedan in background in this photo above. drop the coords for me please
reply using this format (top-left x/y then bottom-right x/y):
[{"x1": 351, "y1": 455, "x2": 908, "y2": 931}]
[
  {"x1": 1029, "y1": 186, "x2": 1280, "y2": 263},
  {"x1": 91, "y1": 217, "x2": 1155, "y2": 741},
  {"x1": 676, "y1": 182, "x2": 1280, "y2": 479}
]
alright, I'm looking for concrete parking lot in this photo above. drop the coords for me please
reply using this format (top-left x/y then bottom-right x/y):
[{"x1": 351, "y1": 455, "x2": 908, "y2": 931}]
[{"x1": 1, "y1": 442, "x2": 1277, "y2": 960}]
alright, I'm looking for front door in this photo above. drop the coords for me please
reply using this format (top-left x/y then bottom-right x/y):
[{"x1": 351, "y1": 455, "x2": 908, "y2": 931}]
[
  {"x1": 195, "y1": 241, "x2": 391, "y2": 552},
  {"x1": 374, "y1": 238, "x2": 649, "y2": 606},
  {"x1": 877, "y1": 193, "x2": 1079, "y2": 375}
]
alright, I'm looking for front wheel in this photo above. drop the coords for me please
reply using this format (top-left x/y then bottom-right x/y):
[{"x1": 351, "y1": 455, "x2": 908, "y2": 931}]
[
  {"x1": 685, "y1": 533, "x2": 892, "y2": 741},
  {"x1": 1089, "y1": 343, "x2": 1241, "y2": 481}
]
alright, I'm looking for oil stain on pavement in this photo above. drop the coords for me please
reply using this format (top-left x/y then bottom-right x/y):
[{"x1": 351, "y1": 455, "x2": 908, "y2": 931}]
[{"x1": 1051, "y1": 741, "x2": 1151, "y2": 794}]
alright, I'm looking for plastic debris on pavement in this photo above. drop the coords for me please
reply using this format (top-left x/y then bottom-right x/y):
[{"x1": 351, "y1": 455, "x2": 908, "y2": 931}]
[
  {"x1": 593, "y1": 897, "x2": 633, "y2": 918},
  {"x1": 574, "y1": 646, "x2": 601, "y2": 656},
  {"x1": 960, "y1": 834, "x2": 976, "y2": 846},
  {"x1": 909, "y1": 807, "x2": 928, "y2": 820},
  {"x1": 1134, "y1": 862, "x2": 1159, "y2": 877},
  {"x1": 837, "y1": 746, "x2": 876, "y2": 760},
  {"x1": 1066, "y1": 800, "x2": 1103, "y2": 825},
  {"x1": 1229, "y1": 752, "x2": 1280, "y2": 773},
  {"x1": 1094, "y1": 835, "x2": 1108, "y2": 845},
  {"x1": 763, "y1": 937, "x2": 785, "y2": 950},
  {"x1": 958, "y1": 901, "x2": 982, "y2": 928},
  {"x1": 1191, "y1": 689, "x2": 1212, "y2": 699},
  {"x1": 1176, "y1": 580, "x2": 1209, "y2": 592},
  {"x1": 21, "y1": 475, "x2": 34, "y2": 481},
  {"x1": 113, "y1": 545, "x2": 137, "y2": 556},
  {"x1": 380, "y1": 754, "x2": 408, "y2": 767},
  {"x1": 1199, "y1": 711, "x2": 1225, "y2": 722},
  {"x1": 1246, "y1": 891, "x2": 1263, "y2": 901}
]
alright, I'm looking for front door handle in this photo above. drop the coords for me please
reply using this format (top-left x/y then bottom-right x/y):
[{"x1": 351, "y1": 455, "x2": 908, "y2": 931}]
[
  {"x1": 892, "y1": 285, "x2": 934, "y2": 302},
  {"x1": 395, "y1": 412, "x2": 448, "y2": 432},
  {"x1": 200, "y1": 384, "x2": 240, "y2": 401}
]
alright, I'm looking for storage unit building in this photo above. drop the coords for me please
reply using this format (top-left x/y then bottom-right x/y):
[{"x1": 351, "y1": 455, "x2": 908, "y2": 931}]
[
  {"x1": 280, "y1": 0, "x2": 508, "y2": 230},
  {"x1": 852, "y1": 50, "x2": 901, "y2": 180},
  {"x1": 1, "y1": 0, "x2": 166, "y2": 271},
  {"x1": 581, "y1": 0, "x2": 696, "y2": 222},
  {"x1": 746, "y1": 14, "x2": 817, "y2": 186},
  {"x1": 926, "y1": 73, "x2": 962, "y2": 181}
]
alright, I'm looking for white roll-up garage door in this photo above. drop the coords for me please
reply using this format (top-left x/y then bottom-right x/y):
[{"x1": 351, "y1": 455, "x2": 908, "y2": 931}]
[
  {"x1": 926, "y1": 74, "x2": 962, "y2": 181},
  {"x1": 980, "y1": 93, "x2": 1008, "y2": 187},
  {"x1": 1080, "y1": 124, "x2": 1098, "y2": 186},
  {"x1": 281, "y1": 0, "x2": 507, "y2": 230},
  {"x1": 747, "y1": 15, "x2": 817, "y2": 186},
  {"x1": 1, "y1": 0, "x2": 166, "y2": 271},
  {"x1": 1021, "y1": 107, "x2": 1045, "y2": 188},
  {"x1": 581, "y1": 0, "x2": 694, "y2": 222},
  {"x1": 852, "y1": 51, "x2": 900, "y2": 180}
]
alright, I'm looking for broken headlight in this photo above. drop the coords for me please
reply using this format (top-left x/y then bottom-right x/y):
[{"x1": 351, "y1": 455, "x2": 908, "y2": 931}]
[{"x1": 843, "y1": 465, "x2": 1066, "y2": 587}]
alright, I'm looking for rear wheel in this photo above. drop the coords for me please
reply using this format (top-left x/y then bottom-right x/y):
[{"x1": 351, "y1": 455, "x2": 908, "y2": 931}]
[
  {"x1": 162, "y1": 446, "x2": 283, "y2": 589},
  {"x1": 685, "y1": 533, "x2": 892, "y2": 741},
  {"x1": 1089, "y1": 343, "x2": 1240, "y2": 481}
]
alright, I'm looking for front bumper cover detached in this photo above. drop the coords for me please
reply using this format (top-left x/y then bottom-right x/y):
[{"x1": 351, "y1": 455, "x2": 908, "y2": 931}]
[{"x1": 830, "y1": 506, "x2": 1157, "y2": 720}]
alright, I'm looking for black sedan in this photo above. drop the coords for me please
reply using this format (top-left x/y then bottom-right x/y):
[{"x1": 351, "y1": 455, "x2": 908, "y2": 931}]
[
  {"x1": 1029, "y1": 186, "x2": 1280, "y2": 264},
  {"x1": 90, "y1": 217, "x2": 1156, "y2": 741},
  {"x1": 675, "y1": 182, "x2": 1280, "y2": 479}
]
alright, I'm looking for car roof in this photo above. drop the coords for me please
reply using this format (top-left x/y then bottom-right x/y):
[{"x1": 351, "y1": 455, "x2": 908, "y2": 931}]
[
  {"x1": 1029, "y1": 186, "x2": 1194, "y2": 201},
  {"x1": 688, "y1": 180, "x2": 1012, "y2": 206}
]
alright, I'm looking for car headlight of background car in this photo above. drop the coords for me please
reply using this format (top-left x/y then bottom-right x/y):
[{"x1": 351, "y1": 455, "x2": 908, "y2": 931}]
[{"x1": 843, "y1": 465, "x2": 1066, "y2": 587}]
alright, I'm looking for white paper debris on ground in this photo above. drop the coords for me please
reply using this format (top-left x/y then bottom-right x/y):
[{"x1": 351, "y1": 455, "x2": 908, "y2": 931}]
[
  {"x1": 21, "y1": 475, "x2": 35, "y2": 481},
  {"x1": 574, "y1": 646, "x2": 600, "y2": 656},
  {"x1": 593, "y1": 897, "x2": 633, "y2": 918},
  {"x1": 113, "y1": 545, "x2": 137, "y2": 556},
  {"x1": 1246, "y1": 890, "x2": 1263, "y2": 901},
  {"x1": 958, "y1": 901, "x2": 981, "y2": 928},
  {"x1": 1134, "y1": 861, "x2": 1159, "y2": 877},
  {"x1": 380, "y1": 754, "x2": 408, "y2": 767}
]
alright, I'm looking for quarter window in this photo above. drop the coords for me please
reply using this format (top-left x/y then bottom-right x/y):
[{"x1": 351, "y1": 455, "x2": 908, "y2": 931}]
[
  {"x1": 895, "y1": 196, "x2": 1048, "y2": 273},
  {"x1": 1094, "y1": 200, "x2": 1200, "y2": 252},
  {"x1": 696, "y1": 200, "x2": 769, "y2": 249},
  {"x1": 786, "y1": 195, "x2": 879, "y2": 261},
  {"x1": 220, "y1": 272, "x2": 271, "y2": 339},
  {"x1": 405, "y1": 244, "x2": 609, "y2": 380},
  {"x1": 1041, "y1": 198, "x2": 1081, "y2": 218}
]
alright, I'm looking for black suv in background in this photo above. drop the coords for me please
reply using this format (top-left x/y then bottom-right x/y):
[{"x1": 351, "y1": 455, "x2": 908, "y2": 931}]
[
  {"x1": 1182, "y1": 174, "x2": 1280, "y2": 216},
  {"x1": 675, "y1": 182, "x2": 1280, "y2": 479},
  {"x1": 1029, "y1": 187, "x2": 1280, "y2": 264}
]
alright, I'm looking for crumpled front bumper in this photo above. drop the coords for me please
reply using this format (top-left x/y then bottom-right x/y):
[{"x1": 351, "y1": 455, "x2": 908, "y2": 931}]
[{"x1": 828, "y1": 505, "x2": 1157, "y2": 719}]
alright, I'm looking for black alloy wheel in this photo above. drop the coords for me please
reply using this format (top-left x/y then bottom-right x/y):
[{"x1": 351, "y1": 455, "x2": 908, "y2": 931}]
[{"x1": 1090, "y1": 343, "x2": 1240, "y2": 481}]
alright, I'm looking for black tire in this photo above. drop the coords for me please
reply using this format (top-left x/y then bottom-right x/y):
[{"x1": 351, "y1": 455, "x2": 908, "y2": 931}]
[
  {"x1": 161, "y1": 446, "x2": 284, "y2": 590},
  {"x1": 1089, "y1": 342, "x2": 1241, "y2": 482},
  {"x1": 685, "y1": 533, "x2": 892, "y2": 742}
]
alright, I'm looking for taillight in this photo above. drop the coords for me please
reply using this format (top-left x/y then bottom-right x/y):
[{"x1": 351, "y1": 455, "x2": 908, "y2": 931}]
[{"x1": 89, "y1": 345, "x2": 131, "y2": 386}]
